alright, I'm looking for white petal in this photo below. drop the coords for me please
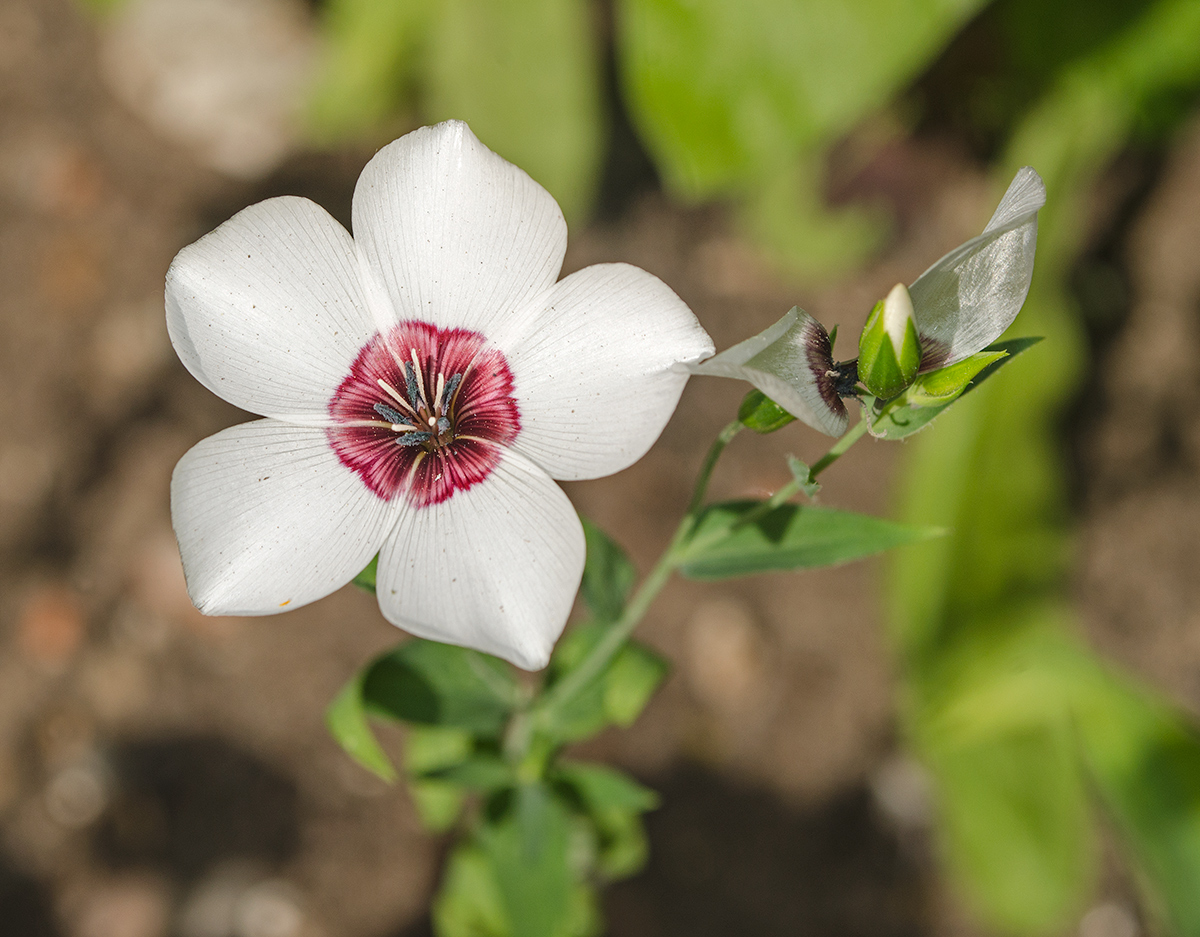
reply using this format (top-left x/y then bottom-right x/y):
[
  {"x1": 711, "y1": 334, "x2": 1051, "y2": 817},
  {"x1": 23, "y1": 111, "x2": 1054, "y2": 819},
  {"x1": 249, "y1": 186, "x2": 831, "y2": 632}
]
[
  {"x1": 166, "y1": 196, "x2": 377, "y2": 421},
  {"x1": 503, "y1": 264, "x2": 713, "y2": 480},
  {"x1": 171, "y1": 420, "x2": 399, "y2": 615},
  {"x1": 375, "y1": 449, "x2": 584, "y2": 671},
  {"x1": 689, "y1": 308, "x2": 848, "y2": 437},
  {"x1": 352, "y1": 120, "x2": 568, "y2": 338},
  {"x1": 909, "y1": 167, "x2": 1045, "y2": 368}
]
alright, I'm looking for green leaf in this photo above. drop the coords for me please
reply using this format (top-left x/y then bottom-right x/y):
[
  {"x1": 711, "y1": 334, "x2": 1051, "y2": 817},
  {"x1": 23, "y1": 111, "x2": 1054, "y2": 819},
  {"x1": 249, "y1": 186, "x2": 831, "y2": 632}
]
[
  {"x1": 554, "y1": 762, "x2": 657, "y2": 880},
  {"x1": 481, "y1": 785, "x2": 595, "y2": 937},
  {"x1": 580, "y1": 519, "x2": 636, "y2": 624},
  {"x1": 406, "y1": 724, "x2": 475, "y2": 775},
  {"x1": 433, "y1": 843, "x2": 511, "y2": 937},
  {"x1": 409, "y1": 779, "x2": 467, "y2": 833},
  {"x1": 363, "y1": 640, "x2": 519, "y2": 736},
  {"x1": 911, "y1": 612, "x2": 1102, "y2": 935},
  {"x1": 543, "y1": 624, "x2": 668, "y2": 742},
  {"x1": 308, "y1": 0, "x2": 429, "y2": 141},
  {"x1": 926, "y1": 725, "x2": 1096, "y2": 934},
  {"x1": 424, "y1": 0, "x2": 603, "y2": 221},
  {"x1": 677, "y1": 500, "x2": 942, "y2": 580},
  {"x1": 325, "y1": 671, "x2": 397, "y2": 782},
  {"x1": 1076, "y1": 672, "x2": 1200, "y2": 936},
  {"x1": 351, "y1": 553, "x2": 379, "y2": 593},
  {"x1": 737, "y1": 389, "x2": 796, "y2": 434},
  {"x1": 868, "y1": 337, "x2": 1043, "y2": 440},
  {"x1": 434, "y1": 756, "x2": 516, "y2": 792},
  {"x1": 554, "y1": 761, "x2": 660, "y2": 814},
  {"x1": 786, "y1": 456, "x2": 821, "y2": 498},
  {"x1": 619, "y1": 0, "x2": 987, "y2": 198}
]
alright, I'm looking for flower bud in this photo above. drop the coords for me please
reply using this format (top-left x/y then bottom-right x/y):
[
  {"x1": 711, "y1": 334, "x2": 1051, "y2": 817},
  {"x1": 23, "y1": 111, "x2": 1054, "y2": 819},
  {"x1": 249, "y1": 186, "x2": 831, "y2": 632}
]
[{"x1": 858, "y1": 283, "x2": 921, "y2": 399}]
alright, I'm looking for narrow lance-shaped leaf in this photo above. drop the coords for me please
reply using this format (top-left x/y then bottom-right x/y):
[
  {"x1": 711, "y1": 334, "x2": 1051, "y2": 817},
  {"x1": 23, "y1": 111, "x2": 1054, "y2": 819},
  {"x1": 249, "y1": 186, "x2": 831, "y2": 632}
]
[{"x1": 678, "y1": 501, "x2": 942, "y2": 580}]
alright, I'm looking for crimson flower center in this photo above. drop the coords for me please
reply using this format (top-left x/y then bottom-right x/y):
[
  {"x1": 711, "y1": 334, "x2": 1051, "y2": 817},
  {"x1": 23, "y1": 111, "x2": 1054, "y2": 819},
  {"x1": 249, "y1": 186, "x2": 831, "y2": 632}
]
[{"x1": 327, "y1": 321, "x2": 520, "y2": 507}]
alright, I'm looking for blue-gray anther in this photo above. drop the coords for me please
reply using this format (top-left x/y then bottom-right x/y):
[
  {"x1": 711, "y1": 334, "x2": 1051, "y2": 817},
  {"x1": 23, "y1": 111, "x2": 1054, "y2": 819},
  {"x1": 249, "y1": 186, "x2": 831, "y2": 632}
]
[
  {"x1": 396, "y1": 432, "x2": 431, "y2": 446},
  {"x1": 436, "y1": 416, "x2": 451, "y2": 435},
  {"x1": 373, "y1": 402, "x2": 406, "y2": 425},
  {"x1": 404, "y1": 362, "x2": 420, "y2": 405},
  {"x1": 441, "y1": 373, "x2": 463, "y2": 411}
]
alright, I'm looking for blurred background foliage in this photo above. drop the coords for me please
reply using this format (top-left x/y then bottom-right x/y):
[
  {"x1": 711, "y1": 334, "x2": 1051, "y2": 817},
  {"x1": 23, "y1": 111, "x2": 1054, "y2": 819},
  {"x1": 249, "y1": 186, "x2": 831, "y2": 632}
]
[{"x1": 73, "y1": 0, "x2": 1200, "y2": 933}]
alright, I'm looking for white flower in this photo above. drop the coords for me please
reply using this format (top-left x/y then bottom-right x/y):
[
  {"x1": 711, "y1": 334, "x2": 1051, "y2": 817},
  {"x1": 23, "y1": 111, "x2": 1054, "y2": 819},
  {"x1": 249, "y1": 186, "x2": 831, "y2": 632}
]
[
  {"x1": 166, "y1": 120, "x2": 713, "y2": 670},
  {"x1": 691, "y1": 167, "x2": 1045, "y2": 435}
]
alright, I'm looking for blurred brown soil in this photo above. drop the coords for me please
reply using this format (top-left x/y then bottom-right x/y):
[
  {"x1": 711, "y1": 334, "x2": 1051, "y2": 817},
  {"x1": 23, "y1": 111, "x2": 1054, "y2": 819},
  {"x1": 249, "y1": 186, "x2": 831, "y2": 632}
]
[{"x1": 1, "y1": 1, "x2": 1198, "y2": 936}]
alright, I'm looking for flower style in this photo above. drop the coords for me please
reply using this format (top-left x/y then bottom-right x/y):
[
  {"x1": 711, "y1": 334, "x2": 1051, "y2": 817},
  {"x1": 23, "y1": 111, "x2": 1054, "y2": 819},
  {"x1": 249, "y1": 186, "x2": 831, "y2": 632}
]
[
  {"x1": 166, "y1": 121, "x2": 713, "y2": 670},
  {"x1": 691, "y1": 166, "x2": 1046, "y2": 435}
]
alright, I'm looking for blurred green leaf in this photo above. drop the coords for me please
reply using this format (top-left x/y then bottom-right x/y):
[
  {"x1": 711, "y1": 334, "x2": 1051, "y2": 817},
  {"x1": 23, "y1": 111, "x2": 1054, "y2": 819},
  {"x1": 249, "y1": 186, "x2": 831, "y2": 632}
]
[
  {"x1": 580, "y1": 519, "x2": 637, "y2": 624},
  {"x1": 913, "y1": 611, "x2": 1100, "y2": 934},
  {"x1": 869, "y1": 338, "x2": 1042, "y2": 441},
  {"x1": 738, "y1": 389, "x2": 796, "y2": 434},
  {"x1": 482, "y1": 785, "x2": 597, "y2": 937},
  {"x1": 425, "y1": 0, "x2": 604, "y2": 220},
  {"x1": 432, "y1": 755, "x2": 515, "y2": 791},
  {"x1": 410, "y1": 778, "x2": 468, "y2": 832},
  {"x1": 543, "y1": 624, "x2": 668, "y2": 742},
  {"x1": 363, "y1": 640, "x2": 519, "y2": 736},
  {"x1": 1076, "y1": 673, "x2": 1200, "y2": 936},
  {"x1": 677, "y1": 500, "x2": 942, "y2": 580},
  {"x1": 352, "y1": 553, "x2": 379, "y2": 593},
  {"x1": 309, "y1": 0, "x2": 429, "y2": 140},
  {"x1": 434, "y1": 842, "x2": 511, "y2": 937},
  {"x1": 555, "y1": 761, "x2": 659, "y2": 814},
  {"x1": 326, "y1": 669, "x2": 397, "y2": 782},
  {"x1": 554, "y1": 762, "x2": 657, "y2": 879},
  {"x1": 406, "y1": 724, "x2": 475, "y2": 774},
  {"x1": 926, "y1": 722, "x2": 1096, "y2": 934},
  {"x1": 618, "y1": 0, "x2": 986, "y2": 197}
]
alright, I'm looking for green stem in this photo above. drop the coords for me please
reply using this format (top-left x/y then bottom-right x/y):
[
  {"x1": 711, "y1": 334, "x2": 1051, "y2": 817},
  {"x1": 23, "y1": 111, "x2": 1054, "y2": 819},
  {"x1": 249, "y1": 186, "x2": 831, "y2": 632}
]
[
  {"x1": 810, "y1": 415, "x2": 869, "y2": 478},
  {"x1": 534, "y1": 415, "x2": 867, "y2": 723},
  {"x1": 536, "y1": 420, "x2": 742, "y2": 716}
]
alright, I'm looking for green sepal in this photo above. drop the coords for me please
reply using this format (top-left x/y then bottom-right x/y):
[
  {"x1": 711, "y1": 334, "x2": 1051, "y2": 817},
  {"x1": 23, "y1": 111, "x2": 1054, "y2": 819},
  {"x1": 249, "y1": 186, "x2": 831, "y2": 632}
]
[
  {"x1": 580, "y1": 519, "x2": 636, "y2": 624},
  {"x1": 352, "y1": 553, "x2": 379, "y2": 592},
  {"x1": 737, "y1": 389, "x2": 796, "y2": 434},
  {"x1": 868, "y1": 337, "x2": 1042, "y2": 440},
  {"x1": 541, "y1": 623, "x2": 669, "y2": 743},
  {"x1": 906, "y1": 350, "x2": 1007, "y2": 408},
  {"x1": 858, "y1": 297, "x2": 921, "y2": 399},
  {"x1": 677, "y1": 500, "x2": 943, "y2": 580}
]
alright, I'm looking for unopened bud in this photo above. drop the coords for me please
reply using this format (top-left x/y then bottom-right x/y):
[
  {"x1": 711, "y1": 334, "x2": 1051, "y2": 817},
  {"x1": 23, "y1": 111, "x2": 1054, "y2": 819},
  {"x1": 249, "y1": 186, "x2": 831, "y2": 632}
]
[{"x1": 858, "y1": 283, "x2": 921, "y2": 399}]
